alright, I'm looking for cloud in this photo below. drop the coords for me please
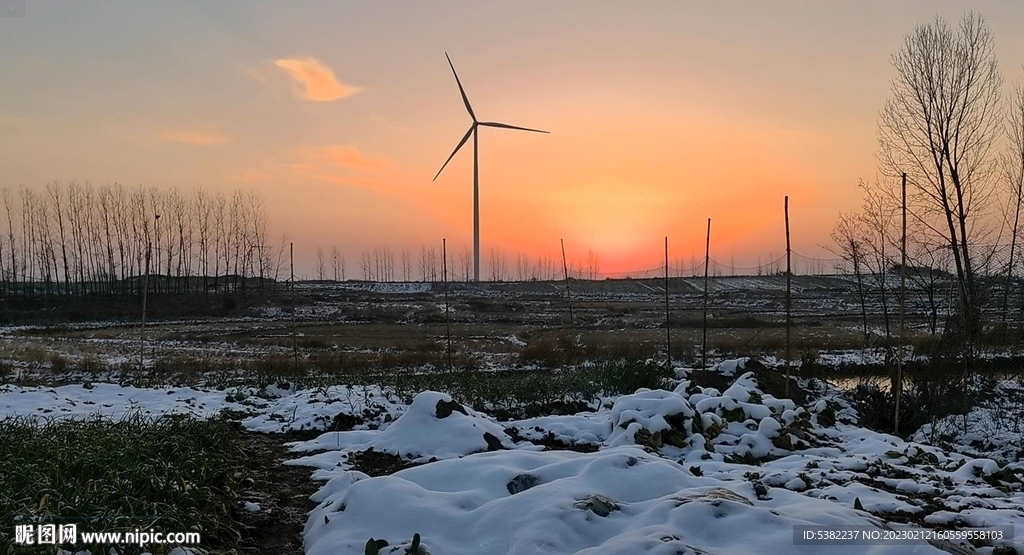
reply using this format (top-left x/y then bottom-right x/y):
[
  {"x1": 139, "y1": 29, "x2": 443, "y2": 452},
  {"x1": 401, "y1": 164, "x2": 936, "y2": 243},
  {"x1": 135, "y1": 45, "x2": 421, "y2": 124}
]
[
  {"x1": 160, "y1": 125, "x2": 232, "y2": 146},
  {"x1": 274, "y1": 58, "x2": 361, "y2": 102}
]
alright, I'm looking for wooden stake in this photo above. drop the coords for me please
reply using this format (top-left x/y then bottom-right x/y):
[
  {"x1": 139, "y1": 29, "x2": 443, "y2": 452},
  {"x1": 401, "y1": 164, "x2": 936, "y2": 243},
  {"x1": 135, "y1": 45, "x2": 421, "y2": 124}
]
[
  {"x1": 291, "y1": 242, "x2": 297, "y2": 371},
  {"x1": 561, "y1": 239, "x2": 578, "y2": 369},
  {"x1": 664, "y1": 236, "x2": 671, "y2": 368},
  {"x1": 139, "y1": 241, "x2": 151, "y2": 371},
  {"x1": 896, "y1": 173, "x2": 907, "y2": 434},
  {"x1": 443, "y1": 238, "x2": 452, "y2": 370},
  {"x1": 702, "y1": 219, "x2": 711, "y2": 370},
  {"x1": 785, "y1": 196, "x2": 792, "y2": 398}
]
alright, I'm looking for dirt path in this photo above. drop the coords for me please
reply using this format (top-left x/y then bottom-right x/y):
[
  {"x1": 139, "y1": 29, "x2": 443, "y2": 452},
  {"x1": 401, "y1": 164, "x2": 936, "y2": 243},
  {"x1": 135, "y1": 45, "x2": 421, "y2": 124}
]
[{"x1": 236, "y1": 430, "x2": 321, "y2": 555}]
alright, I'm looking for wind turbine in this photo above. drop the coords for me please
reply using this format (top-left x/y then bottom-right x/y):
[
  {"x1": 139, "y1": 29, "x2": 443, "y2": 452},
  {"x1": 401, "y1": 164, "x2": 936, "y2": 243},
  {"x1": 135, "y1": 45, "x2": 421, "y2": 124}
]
[{"x1": 433, "y1": 52, "x2": 548, "y2": 282}]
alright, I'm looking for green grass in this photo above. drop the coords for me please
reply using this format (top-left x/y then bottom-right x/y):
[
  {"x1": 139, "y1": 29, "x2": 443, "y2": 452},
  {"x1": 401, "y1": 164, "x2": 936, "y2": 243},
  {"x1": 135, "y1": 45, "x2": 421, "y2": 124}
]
[
  {"x1": 0, "y1": 413, "x2": 249, "y2": 555},
  {"x1": 337, "y1": 358, "x2": 675, "y2": 418}
]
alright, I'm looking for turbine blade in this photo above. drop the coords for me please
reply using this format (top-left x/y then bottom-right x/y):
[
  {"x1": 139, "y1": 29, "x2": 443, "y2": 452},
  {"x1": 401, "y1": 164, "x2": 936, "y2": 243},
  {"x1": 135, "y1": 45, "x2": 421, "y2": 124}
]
[
  {"x1": 445, "y1": 52, "x2": 476, "y2": 121},
  {"x1": 478, "y1": 121, "x2": 550, "y2": 134},
  {"x1": 433, "y1": 125, "x2": 475, "y2": 181}
]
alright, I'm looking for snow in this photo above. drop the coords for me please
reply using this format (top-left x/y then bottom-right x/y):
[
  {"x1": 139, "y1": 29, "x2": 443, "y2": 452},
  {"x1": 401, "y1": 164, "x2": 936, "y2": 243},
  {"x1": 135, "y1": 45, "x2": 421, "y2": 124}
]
[
  {"x1": 360, "y1": 391, "x2": 517, "y2": 461},
  {"x1": 0, "y1": 382, "x2": 405, "y2": 433},
  {"x1": 4, "y1": 358, "x2": 1024, "y2": 554},
  {"x1": 301, "y1": 447, "x2": 949, "y2": 555}
]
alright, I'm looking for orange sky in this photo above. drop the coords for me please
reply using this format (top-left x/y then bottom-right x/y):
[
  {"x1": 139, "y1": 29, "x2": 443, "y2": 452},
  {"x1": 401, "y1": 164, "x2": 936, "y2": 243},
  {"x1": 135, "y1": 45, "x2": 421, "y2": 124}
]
[{"x1": 2, "y1": 2, "x2": 1023, "y2": 277}]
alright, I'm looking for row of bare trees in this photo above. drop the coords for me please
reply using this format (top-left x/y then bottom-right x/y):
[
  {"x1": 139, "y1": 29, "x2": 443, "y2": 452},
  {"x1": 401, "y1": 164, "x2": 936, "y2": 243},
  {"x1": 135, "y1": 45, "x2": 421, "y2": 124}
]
[
  {"x1": 0, "y1": 182, "x2": 286, "y2": 299},
  {"x1": 317, "y1": 245, "x2": 609, "y2": 283},
  {"x1": 832, "y1": 13, "x2": 1024, "y2": 349}
]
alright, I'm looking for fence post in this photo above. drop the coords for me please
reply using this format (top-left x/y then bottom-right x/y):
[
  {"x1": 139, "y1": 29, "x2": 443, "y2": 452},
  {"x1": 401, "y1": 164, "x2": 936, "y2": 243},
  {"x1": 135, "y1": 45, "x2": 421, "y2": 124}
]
[
  {"x1": 896, "y1": 173, "x2": 907, "y2": 435},
  {"x1": 702, "y1": 219, "x2": 711, "y2": 370},
  {"x1": 291, "y1": 242, "x2": 297, "y2": 371},
  {"x1": 665, "y1": 236, "x2": 671, "y2": 368},
  {"x1": 785, "y1": 196, "x2": 791, "y2": 398},
  {"x1": 443, "y1": 238, "x2": 452, "y2": 370},
  {"x1": 561, "y1": 239, "x2": 578, "y2": 370},
  {"x1": 139, "y1": 242, "x2": 151, "y2": 371}
]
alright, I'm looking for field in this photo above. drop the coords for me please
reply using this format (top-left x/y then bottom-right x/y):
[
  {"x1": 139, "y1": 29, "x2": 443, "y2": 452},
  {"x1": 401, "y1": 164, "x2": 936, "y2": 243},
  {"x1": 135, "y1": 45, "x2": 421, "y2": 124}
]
[
  {"x1": 0, "y1": 274, "x2": 974, "y2": 382},
  {"x1": 2, "y1": 275, "x2": 1024, "y2": 555}
]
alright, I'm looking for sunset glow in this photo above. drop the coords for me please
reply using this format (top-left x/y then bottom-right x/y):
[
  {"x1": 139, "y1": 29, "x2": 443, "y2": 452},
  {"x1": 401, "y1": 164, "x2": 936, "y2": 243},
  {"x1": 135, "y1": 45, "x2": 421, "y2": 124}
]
[{"x1": 2, "y1": 1, "x2": 1023, "y2": 278}]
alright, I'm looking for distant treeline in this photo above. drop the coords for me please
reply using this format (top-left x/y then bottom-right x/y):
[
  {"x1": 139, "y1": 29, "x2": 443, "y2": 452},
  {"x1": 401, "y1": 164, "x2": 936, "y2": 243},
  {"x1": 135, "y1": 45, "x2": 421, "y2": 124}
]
[{"x1": 0, "y1": 182, "x2": 288, "y2": 299}]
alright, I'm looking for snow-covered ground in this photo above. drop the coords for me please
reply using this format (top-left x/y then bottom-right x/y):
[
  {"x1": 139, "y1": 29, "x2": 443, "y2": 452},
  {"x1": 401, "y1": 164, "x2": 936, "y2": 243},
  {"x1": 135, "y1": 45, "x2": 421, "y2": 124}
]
[
  {"x1": 914, "y1": 379, "x2": 1024, "y2": 464},
  {"x1": 2, "y1": 359, "x2": 1022, "y2": 554}
]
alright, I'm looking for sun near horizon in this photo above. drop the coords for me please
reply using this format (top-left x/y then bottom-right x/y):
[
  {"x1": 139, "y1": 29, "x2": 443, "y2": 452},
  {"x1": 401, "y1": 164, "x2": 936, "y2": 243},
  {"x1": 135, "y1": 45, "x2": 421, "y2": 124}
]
[{"x1": 2, "y1": 1, "x2": 1024, "y2": 278}]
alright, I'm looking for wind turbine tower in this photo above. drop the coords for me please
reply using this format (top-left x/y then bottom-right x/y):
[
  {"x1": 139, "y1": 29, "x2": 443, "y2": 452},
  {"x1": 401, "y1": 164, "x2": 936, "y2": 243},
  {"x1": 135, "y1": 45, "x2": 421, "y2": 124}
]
[{"x1": 433, "y1": 52, "x2": 548, "y2": 282}]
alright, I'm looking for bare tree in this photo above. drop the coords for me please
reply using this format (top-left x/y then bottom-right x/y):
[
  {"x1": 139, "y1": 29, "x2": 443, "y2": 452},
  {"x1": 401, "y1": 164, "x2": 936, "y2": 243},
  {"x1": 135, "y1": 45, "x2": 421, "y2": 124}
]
[
  {"x1": 460, "y1": 247, "x2": 471, "y2": 281},
  {"x1": 401, "y1": 248, "x2": 411, "y2": 281},
  {"x1": 1001, "y1": 75, "x2": 1024, "y2": 322},
  {"x1": 194, "y1": 189, "x2": 211, "y2": 293},
  {"x1": 316, "y1": 247, "x2": 325, "y2": 281},
  {"x1": 516, "y1": 252, "x2": 528, "y2": 281},
  {"x1": 45, "y1": 182, "x2": 71, "y2": 295},
  {"x1": 361, "y1": 251, "x2": 372, "y2": 281},
  {"x1": 586, "y1": 249, "x2": 600, "y2": 280},
  {"x1": 905, "y1": 236, "x2": 952, "y2": 335},
  {"x1": 3, "y1": 188, "x2": 17, "y2": 295},
  {"x1": 878, "y1": 13, "x2": 1004, "y2": 340},
  {"x1": 859, "y1": 179, "x2": 897, "y2": 343},
  {"x1": 831, "y1": 211, "x2": 871, "y2": 345},
  {"x1": 490, "y1": 248, "x2": 501, "y2": 281},
  {"x1": 331, "y1": 245, "x2": 341, "y2": 281},
  {"x1": 427, "y1": 247, "x2": 439, "y2": 281}
]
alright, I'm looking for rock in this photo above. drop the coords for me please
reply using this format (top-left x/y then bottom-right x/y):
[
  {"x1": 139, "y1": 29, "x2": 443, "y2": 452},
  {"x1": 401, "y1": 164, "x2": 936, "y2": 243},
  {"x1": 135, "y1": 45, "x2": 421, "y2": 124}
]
[
  {"x1": 634, "y1": 428, "x2": 663, "y2": 450},
  {"x1": 574, "y1": 494, "x2": 620, "y2": 517},
  {"x1": 331, "y1": 412, "x2": 363, "y2": 431},
  {"x1": 482, "y1": 432, "x2": 503, "y2": 451},
  {"x1": 753, "y1": 481, "x2": 770, "y2": 500},
  {"x1": 435, "y1": 399, "x2": 468, "y2": 419},
  {"x1": 506, "y1": 473, "x2": 539, "y2": 495},
  {"x1": 772, "y1": 433, "x2": 794, "y2": 451}
]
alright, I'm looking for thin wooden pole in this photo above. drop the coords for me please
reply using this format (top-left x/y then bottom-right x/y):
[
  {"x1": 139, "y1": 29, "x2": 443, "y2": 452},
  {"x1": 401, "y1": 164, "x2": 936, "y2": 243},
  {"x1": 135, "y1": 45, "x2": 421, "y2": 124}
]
[
  {"x1": 561, "y1": 239, "x2": 578, "y2": 369},
  {"x1": 702, "y1": 219, "x2": 711, "y2": 370},
  {"x1": 896, "y1": 173, "x2": 907, "y2": 434},
  {"x1": 785, "y1": 196, "x2": 792, "y2": 398},
  {"x1": 291, "y1": 242, "x2": 297, "y2": 371},
  {"x1": 664, "y1": 236, "x2": 671, "y2": 368},
  {"x1": 443, "y1": 238, "x2": 452, "y2": 370},
  {"x1": 139, "y1": 241, "x2": 151, "y2": 371}
]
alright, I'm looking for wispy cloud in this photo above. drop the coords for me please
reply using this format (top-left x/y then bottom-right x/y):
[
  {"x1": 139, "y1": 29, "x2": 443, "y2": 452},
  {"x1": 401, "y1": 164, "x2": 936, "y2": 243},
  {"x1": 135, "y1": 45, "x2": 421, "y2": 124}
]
[
  {"x1": 273, "y1": 58, "x2": 361, "y2": 102},
  {"x1": 160, "y1": 124, "x2": 232, "y2": 146},
  {"x1": 288, "y1": 145, "x2": 404, "y2": 193}
]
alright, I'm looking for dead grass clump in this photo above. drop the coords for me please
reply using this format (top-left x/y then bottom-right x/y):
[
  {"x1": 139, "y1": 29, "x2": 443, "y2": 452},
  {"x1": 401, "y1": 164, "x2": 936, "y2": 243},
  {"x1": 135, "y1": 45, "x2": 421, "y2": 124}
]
[{"x1": 518, "y1": 333, "x2": 572, "y2": 368}]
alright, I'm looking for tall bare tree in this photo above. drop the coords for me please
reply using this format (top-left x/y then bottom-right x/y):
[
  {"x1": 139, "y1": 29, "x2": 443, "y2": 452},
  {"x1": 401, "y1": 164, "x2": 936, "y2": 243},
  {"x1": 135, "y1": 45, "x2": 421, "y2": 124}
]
[
  {"x1": 586, "y1": 249, "x2": 600, "y2": 280},
  {"x1": 878, "y1": 13, "x2": 1003, "y2": 340},
  {"x1": 460, "y1": 247, "x2": 471, "y2": 281},
  {"x1": 400, "y1": 248, "x2": 410, "y2": 281},
  {"x1": 1002, "y1": 75, "x2": 1024, "y2": 322},
  {"x1": 331, "y1": 245, "x2": 341, "y2": 281}
]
